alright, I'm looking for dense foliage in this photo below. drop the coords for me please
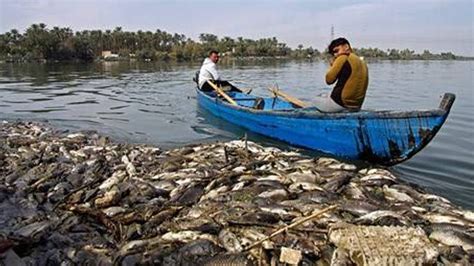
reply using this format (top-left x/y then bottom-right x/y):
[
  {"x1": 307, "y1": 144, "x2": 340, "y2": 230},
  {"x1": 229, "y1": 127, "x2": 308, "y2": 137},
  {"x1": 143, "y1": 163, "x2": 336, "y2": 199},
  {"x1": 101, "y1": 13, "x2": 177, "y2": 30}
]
[
  {"x1": 353, "y1": 47, "x2": 457, "y2": 60},
  {"x1": 0, "y1": 23, "x2": 463, "y2": 62}
]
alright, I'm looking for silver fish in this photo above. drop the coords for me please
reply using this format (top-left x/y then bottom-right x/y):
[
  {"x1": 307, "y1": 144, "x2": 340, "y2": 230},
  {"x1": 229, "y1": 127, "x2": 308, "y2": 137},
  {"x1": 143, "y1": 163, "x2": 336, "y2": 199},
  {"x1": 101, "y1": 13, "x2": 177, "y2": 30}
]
[
  {"x1": 383, "y1": 185, "x2": 414, "y2": 203},
  {"x1": 430, "y1": 229, "x2": 474, "y2": 251},
  {"x1": 218, "y1": 229, "x2": 243, "y2": 253}
]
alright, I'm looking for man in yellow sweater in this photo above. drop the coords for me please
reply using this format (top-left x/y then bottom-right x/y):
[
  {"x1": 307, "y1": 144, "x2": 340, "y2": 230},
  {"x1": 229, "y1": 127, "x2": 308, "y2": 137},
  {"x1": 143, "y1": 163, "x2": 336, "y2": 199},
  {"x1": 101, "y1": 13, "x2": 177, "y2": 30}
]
[{"x1": 314, "y1": 38, "x2": 369, "y2": 112}]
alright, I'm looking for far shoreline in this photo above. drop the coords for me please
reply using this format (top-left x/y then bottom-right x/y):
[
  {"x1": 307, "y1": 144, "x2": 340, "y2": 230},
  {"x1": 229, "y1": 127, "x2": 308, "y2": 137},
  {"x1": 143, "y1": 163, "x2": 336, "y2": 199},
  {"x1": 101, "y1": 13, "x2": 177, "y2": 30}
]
[{"x1": 1, "y1": 55, "x2": 473, "y2": 64}]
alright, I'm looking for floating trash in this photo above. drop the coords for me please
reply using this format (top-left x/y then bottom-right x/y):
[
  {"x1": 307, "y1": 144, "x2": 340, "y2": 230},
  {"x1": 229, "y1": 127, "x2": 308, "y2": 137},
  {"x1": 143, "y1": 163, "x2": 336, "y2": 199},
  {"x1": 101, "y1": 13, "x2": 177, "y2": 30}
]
[{"x1": 329, "y1": 223, "x2": 439, "y2": 265}]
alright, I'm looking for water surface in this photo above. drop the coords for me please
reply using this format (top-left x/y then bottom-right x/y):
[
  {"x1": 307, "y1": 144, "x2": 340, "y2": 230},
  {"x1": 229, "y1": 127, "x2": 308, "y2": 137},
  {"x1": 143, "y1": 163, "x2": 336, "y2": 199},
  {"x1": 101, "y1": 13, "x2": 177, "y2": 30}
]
[{"x1": 0, "y1": 60, "x2": 472, "y2": 209}]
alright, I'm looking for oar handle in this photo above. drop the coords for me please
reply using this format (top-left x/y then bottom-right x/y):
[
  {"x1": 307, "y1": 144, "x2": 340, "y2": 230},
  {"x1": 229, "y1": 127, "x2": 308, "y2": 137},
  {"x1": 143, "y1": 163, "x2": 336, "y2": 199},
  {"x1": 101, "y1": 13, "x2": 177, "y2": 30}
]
[
  {"x1": 268, "y1": 87, "x2": 308, "y2": 108},
  {"x1": 207, "y1": 81, "x2": 238, "y2": 106}
]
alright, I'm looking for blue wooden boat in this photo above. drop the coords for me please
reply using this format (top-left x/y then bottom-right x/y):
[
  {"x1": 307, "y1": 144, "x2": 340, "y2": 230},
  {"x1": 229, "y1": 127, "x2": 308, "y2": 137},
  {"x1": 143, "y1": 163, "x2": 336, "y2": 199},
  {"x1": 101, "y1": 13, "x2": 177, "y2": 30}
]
[{"x1": 196, "y1": 85, "x2": 455, "y2": 165}]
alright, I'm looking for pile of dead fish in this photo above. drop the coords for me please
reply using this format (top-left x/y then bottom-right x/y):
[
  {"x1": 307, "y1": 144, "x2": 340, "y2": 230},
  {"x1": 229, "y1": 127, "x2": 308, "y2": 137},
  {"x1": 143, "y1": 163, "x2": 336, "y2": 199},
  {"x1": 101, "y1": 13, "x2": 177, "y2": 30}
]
[{"x1": 0, "y1": 121, "x2": 472, "y2": 265}]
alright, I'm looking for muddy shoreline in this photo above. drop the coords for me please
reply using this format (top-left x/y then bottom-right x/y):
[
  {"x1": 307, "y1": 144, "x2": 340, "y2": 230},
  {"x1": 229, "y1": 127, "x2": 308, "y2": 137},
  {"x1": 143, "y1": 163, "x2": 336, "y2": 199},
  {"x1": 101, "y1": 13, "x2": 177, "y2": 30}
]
[{"x1": 0, "y1": 121, "x2": 472, "y2": 265}]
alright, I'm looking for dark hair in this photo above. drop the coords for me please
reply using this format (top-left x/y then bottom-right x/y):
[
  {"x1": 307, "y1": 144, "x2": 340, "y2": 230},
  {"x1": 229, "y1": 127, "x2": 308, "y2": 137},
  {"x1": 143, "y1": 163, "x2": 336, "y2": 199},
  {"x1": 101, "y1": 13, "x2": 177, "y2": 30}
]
[
  {"x1": 328, "y1": 38, "x2": 350, "y2": 54},
  {"x1": 209, "y1": 50, "x2": 219, "y2": 56}
]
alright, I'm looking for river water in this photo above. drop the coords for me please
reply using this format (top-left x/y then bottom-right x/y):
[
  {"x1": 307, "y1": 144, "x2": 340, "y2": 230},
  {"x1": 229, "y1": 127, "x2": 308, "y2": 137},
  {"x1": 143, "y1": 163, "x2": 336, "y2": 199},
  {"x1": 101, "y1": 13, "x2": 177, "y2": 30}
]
[{"x1": 0, "y1": 60, "x2": 472, "y2": 209}]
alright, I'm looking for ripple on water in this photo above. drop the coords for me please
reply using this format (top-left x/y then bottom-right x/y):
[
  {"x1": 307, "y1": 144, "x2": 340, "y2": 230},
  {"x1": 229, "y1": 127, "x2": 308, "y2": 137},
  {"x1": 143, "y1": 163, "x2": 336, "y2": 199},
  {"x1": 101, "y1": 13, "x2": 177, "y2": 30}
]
[
  {"x1": 67, "y1": 100, "x2": 99, "y2": 105},
  {"x1": 0, "y1": 61, "x2": 472, "y2": 209},
  {"x1": 29, "y1": 98, "x2": 53, "y2": 102},
  {"x1": 3, "y1": 100, "x2": 30, "y2": 104},
  {"x1": 99, "y1": 116, "x2": 129, "y2": 122},
  {"x1": 15, "y1": 108, "x2": 67, "y2": 113},
  {"x1": 138, "y1": 108, "x2": 175, "y2": 115},
  {"x1": 96, "y1": 111, "x2": 124, "y2": 115},
  {"x1": 110, "y1": 105, "x2": 129, "y2": 110}
]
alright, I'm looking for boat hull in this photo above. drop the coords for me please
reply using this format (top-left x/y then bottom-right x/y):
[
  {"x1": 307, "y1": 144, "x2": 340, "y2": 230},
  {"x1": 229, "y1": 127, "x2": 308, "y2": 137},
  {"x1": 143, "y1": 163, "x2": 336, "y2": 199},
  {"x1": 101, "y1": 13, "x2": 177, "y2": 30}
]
[{"x1": 197, "y1": 89, "x2": 455, "y2": 165}]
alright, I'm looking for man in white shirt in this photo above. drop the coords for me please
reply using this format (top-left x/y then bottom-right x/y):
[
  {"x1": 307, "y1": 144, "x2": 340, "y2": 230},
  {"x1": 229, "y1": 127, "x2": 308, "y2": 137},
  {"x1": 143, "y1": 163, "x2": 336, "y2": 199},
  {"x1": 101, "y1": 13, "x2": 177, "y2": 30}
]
[
  {"x1": 198, "y1": 50, "x2": 221, "y2": 90},
  {"x1": 197, "y1": 50, "x2": 243, "y2": 93}
]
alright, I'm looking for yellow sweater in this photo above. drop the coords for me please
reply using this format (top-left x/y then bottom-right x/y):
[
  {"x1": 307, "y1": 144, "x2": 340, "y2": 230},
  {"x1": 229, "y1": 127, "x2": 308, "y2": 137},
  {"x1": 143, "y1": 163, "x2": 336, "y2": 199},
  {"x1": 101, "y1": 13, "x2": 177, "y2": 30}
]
[{"x1": 325, "y1": 53, "x2": 369, "y2": 109}]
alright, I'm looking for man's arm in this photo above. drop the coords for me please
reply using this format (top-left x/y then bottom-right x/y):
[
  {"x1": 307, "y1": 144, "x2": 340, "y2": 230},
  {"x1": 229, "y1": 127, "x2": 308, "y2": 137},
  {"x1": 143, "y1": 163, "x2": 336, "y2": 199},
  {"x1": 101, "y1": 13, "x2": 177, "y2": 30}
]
[
  {"x1": 325, "y1": 55, "x2": 348, "y2": 85},
  {"x1": 207, "y1": 63, "x2": 220, "y2": 81}
]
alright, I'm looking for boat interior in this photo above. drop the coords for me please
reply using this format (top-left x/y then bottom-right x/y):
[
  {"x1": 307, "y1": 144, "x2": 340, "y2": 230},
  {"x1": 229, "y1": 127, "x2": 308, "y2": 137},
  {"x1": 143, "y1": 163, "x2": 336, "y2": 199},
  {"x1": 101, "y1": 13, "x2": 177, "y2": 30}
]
[{"x1": 204, "y1": 91, "x2": 297, "y2": 111}]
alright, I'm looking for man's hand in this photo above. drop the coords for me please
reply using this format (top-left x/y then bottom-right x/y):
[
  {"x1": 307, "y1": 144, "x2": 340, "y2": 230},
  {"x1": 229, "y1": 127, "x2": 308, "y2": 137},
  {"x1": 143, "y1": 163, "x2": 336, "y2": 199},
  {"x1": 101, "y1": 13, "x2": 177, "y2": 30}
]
[{"x1": 329, "y1": 56, "x2": 335, "y2": 66}]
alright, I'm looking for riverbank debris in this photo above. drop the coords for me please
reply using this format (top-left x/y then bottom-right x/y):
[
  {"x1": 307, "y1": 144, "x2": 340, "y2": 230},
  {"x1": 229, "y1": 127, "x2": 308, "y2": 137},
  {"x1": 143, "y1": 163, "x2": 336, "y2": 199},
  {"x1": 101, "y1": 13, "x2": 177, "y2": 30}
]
[
  {"x1": 0, "y1": 121, "x2": 473, "y2": 265},
  {"x1": 329, "y1": 222, "x2": 439, "y2": 265}
]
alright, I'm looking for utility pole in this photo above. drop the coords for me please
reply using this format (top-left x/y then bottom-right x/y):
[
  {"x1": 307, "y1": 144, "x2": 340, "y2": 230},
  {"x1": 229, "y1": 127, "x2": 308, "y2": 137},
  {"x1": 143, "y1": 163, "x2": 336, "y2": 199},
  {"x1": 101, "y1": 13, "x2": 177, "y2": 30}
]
[{"x1": 330, "y1": 25, "x2": 334, "y2": 41}]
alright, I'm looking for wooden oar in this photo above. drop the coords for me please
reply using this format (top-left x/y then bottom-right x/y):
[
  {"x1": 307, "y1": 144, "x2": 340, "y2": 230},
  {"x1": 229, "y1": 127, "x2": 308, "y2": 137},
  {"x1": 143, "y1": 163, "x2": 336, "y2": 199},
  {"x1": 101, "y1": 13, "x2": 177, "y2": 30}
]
[
  {"x1": 268, "y1": 86, "x2": 308, "y2": 108},
  {"x1": 207, "y1": 80, "x2": 238, "y2": 106}
]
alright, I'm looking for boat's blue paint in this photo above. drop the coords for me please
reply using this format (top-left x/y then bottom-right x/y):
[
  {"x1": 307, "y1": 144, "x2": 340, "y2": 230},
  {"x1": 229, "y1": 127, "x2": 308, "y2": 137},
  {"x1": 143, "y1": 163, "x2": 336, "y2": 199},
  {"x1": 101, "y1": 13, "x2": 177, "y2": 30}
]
[{"x1": 197, "y1": 89, "x2": 455, "y2": 165}]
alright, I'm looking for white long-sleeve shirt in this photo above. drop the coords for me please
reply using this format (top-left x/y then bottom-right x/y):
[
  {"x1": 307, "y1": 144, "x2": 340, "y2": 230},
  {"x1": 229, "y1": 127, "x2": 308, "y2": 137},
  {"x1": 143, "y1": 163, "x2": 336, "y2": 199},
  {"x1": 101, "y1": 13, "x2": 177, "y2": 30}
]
[{"x1": 198, "y1": 58, "x2": 220, "y2": 88}]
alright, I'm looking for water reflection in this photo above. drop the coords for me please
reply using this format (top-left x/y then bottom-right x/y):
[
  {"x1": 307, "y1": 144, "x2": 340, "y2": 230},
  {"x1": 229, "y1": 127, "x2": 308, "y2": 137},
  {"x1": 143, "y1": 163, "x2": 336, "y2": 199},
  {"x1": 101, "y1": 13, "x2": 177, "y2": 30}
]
[{"x1": 0, "y1": 60, "x2": 472, "y2": 209}]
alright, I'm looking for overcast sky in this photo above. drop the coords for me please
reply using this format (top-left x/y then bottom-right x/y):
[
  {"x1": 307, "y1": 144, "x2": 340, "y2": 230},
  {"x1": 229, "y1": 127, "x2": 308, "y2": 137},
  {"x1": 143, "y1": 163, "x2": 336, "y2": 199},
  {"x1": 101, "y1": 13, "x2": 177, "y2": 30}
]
[{"x1": 1, "y1": 0, "x2": 472, "y2": 55}]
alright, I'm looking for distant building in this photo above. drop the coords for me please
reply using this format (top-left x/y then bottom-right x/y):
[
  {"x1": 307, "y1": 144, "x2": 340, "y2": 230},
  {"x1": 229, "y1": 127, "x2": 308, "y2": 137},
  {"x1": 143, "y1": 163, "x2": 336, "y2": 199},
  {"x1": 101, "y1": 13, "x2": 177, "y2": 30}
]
[
  {"x1": 101, "y1": 51, "x2": 119, "y2": 61},
  {"x1": 101, "y1": 51, "x2": 112, "y2": 57}
]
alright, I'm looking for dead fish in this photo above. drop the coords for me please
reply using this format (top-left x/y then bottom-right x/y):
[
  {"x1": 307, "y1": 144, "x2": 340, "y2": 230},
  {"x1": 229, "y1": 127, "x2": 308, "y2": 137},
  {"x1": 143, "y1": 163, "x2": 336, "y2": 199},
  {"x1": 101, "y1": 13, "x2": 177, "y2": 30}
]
[
  {"x1": 161, "y1": 230, "x2": 215, "y2": 243},
  {"x1": 327, "y1": 162, "x2": 357, "y2": 171},
  {"x1": 231, "y1": 166, "x2": 247, "y2": 173},
  {"x1": 124, "y1": 223, "x2": 143, "y2": 241},
  {"x1": 429, "y1": 223, "x2": 474, "y2": 235},
  {"x1": 254, "y1": 180, "x2": 286, "y2": 190},
  {"x1": 180, "y1": 239, "x2": 223, "y2": 257},
  {"x1": 231, "y1": 181, "x2": 246, "y2": 191},
  {"x1": 421, "y1": 193, "x2": 451, "y2": 203},
  {"x1": 148, "y1": 207, "x2": 182, "y2": 226},
  {"x1": 239, "y1": 229, "x2": 274, "y2": 250},
  {"x1": 69, "y1": 149, "x2": 87, "y2": 159},
  {"x1": 94, "y1": 186, "x2": 121, "y2": 208},
  {"x1": 342, "y1": 183, "x2": 366, "y2": 200},
  {"x1": 359, "y1": 173, "x2": 396, "y2": 186},
  {"x1": 423, "y1": 213, "x2": 472, "y2": 226},
  {"x1": 168, "y1": 181, "x2": 193, "y2": 199},
  {"x1": 390, "y1": 184, "x2": 423, "y2": 202},
  {"x1": 153, "y1": 180, "x2": 177, "y2": 192},
  {"x1": 218, "y1": 229, "x2": 243, "y2": 253},
  {"x1": 316, "y1": 157, "x2": 341, "y2": 167},
  {"x1": 288, "y1": 182, "x2": 325, "y2": 192},
  {"x1": 359, "y1": 168, "x2": 395, "y2": 177},
  {"x1": 201, "y1": 185, "x2": 230, "y2": 201},
  {"x1": 163, "y1": 239, "x2": 224, "y2": 265},
  {"x1": 287, "y1": 171, "x2": 321, "y2": 184},
  {"x1": 279, "y1": 199, "x2": 324, "y2": 214},
  {"x1": 340, "y1": 201, "x2": 378, "y2": 217},
  {"x1": 411, "y1": 206, "x2": 427, "y2": 214},
  {"x1": 437, "y1": 246, "x2": 469, "y2": 265},
  {"x1": 257, "y1": 189, "x2": 289, "y2": 200},
  {"x1": 430, "y1": 229, "x2": 474, "y2": 251},
  {"x1": 451, "y1": 209, "x2": 474, "y2": 223},
  {"x1": 259, "y1": 205, "x2": 294, "y2": 217},
  {"x1": 121, "y1": 155, "x2": 137, "y2": 177},
  {"x1": 119, "y1": 239, "x2": 150, "y2": 254},
  {"x1": 102, "y1": 206, "x2": 127, "y2": 217},
  {"x1": 299, "y1": 190, "x2": 336, "y2": 204},
  {"x1": 382, "y1": 185, "x2": 414, "y2": 203},
  {"x1": 323, "y1": 173, "x2": 352, "y2": 193},
  {"x1": 229, "y1": 211, "x2": 280, "y2": 226},
  {"x1": 279, "y1": 151, "x2": 301, "y2": 157},
  {"x1": 171, "y1": 184, "x2": 205, "y2": 206},
  {"x1": 355, "y1": 210, "x2": 409, "y2": 226},
  {"x1": 257, "y1": 175, "x2": 286, "y2": 183},
  {"x1": 98, "y1": 170, "x2": 126, "y2": 191},
  {"x1": 59, "y1": 146, "x2": 72, "y2": 160},
  {"x1": 14, "y1": 220, "x2": 51, "y2": 239},
  {"x1": 66, "y1": 133, "x2": 86, "y2": 139}
]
